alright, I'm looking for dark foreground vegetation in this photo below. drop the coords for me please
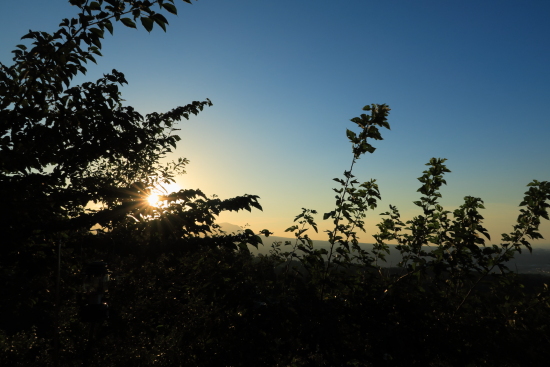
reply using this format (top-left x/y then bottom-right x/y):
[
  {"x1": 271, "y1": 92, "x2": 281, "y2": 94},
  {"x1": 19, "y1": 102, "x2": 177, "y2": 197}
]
[{"x1": 1, "y1": 1, "x2": 549, "y2": 366}]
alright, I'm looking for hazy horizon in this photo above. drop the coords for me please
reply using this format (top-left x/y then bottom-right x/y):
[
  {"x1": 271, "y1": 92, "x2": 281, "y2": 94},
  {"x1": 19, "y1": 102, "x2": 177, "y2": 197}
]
[{"x1": 218, "y1": 219, "x2": 550, "y2": 249}]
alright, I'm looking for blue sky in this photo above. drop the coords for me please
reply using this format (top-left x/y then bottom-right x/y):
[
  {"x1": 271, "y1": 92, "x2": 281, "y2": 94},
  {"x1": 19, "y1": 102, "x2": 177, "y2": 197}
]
[{"x1": 2, "y1": 0, "x2": 549, "y2": 245}]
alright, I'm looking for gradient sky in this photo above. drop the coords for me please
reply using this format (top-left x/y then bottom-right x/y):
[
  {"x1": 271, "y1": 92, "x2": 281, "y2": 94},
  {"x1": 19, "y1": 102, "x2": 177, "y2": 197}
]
[{"x1": 2, "y1": 0, "x2": 549, "y2": 245}]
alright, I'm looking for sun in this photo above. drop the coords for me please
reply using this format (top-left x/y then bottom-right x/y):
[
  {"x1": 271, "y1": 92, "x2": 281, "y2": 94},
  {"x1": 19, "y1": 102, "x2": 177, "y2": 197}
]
[
  {"x1": 147, "y1": 193, "x2": 161, "y2": 206},
  {"x1": 146, "y1": 181, "x2": 182, "y2": 207}
]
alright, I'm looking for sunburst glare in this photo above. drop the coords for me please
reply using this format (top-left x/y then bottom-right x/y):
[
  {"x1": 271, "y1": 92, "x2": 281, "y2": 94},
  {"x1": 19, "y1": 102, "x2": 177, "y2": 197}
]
[
  {"x1": 146, "y1": 182, "x2": 182, "y2": 207},
  {"x1": 147, "y1": 193, "x2": 161, "y2": 206}
]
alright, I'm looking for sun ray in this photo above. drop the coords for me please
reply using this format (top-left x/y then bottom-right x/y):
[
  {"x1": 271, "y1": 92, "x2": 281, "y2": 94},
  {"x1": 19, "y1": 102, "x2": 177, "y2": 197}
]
[{"x1": 146, "y1": 181, "x2": 182, "y2": 207}]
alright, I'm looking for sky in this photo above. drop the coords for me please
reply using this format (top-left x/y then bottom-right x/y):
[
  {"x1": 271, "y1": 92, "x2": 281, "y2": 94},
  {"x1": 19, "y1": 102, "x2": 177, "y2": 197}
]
[{"x1": 1, "y1": 0, "x2": 549, "y2": 246}]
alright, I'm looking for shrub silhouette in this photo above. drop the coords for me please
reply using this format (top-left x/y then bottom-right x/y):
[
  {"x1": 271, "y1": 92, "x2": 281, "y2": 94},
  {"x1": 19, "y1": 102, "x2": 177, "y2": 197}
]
[{"x1": 1, "y1": 1, "x2": 549, "y2": 366}]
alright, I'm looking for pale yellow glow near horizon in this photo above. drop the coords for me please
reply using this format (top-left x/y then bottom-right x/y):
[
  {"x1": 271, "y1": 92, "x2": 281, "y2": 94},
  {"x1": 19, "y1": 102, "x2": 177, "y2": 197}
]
[{"x1": 216, "y1": 202, "x2": 550, "y2": 248}]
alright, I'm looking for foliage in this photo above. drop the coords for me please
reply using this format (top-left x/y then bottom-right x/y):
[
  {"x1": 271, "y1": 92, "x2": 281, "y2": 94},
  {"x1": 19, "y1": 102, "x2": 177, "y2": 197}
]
[
  {"x1": 1, "y1": 1, "x2": 267, "y2": 364},
  {"x1": 2, "y1": 1, "x2": 550, "y2": 367},
  {"x1": 277, "y1": 105, "x2": 550, "y2": 366}
]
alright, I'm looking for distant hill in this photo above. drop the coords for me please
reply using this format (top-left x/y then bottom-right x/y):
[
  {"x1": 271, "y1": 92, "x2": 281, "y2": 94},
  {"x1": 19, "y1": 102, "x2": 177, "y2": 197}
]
[
  {"x1": 217, "y1": 223, "x2": 550, "y2": 274},
  {"x1": 255, "y1": 235, "x2": 550, "y2": 275}
]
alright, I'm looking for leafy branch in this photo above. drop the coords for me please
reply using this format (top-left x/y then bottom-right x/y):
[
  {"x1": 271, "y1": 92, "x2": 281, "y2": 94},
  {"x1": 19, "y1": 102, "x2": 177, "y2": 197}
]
[{"x1": 320, "y1": 104, "x2": 390, "y2": 298}]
